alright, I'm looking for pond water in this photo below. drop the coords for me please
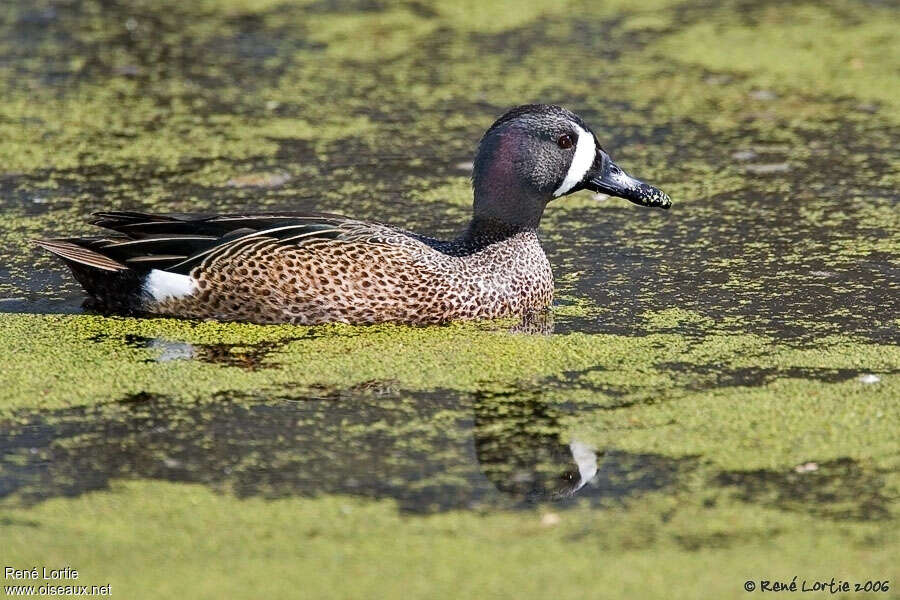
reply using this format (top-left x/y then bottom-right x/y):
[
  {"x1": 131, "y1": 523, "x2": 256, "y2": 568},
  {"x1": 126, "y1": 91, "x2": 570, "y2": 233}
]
[{"x1": 1, "y1": 0, "x2": 898, "y2": 597}]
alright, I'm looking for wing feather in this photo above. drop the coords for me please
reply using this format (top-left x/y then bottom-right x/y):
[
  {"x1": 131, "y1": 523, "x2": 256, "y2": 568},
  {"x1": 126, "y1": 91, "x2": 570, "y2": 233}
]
[{"x1": 39, "y1": 211, "x2": 437, "y2": 276}]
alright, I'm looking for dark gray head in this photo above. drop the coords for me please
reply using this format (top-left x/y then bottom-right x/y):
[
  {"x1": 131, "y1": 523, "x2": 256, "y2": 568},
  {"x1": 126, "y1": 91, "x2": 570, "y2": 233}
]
[{"x1": 472, "y1": 104, "x2": 671, "y2": 229}]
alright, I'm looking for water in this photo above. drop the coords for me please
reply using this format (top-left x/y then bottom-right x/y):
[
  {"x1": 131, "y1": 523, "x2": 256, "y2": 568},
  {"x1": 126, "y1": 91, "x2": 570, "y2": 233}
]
[
  {"x1": 0, "y1": 0, "x2": 898, "y2": 595},
  {"x1": 3, "y1": 382, "x2": 889, "y2": 521}
]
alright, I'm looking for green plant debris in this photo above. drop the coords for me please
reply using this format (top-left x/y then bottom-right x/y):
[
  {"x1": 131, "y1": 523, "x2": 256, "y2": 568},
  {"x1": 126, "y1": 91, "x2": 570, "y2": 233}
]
[
  {"x1": 1, "y1": 313, "x2": 898, "y2": 473},
  {"x1": 1, "y1": 480, "x2": 897, "y2": 600},
  {"x1": 1, "y1": 0, "x2": 899, "y2": 594}
]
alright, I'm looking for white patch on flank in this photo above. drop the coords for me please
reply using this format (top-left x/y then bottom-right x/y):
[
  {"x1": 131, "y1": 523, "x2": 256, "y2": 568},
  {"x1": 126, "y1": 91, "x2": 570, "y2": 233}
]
[
  {"x1": 144, "y1": 269, "x2": 195, "y2": 302},
  {"x1": 553, "y1": 123, "x2": 596, "y2": 197},
  {"x1": 568, "y1": 440, "x2": 598, "y2": 491}
]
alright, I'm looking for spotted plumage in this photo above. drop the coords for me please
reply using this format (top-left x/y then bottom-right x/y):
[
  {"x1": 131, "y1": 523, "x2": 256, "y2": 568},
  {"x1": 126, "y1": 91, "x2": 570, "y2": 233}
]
[{"x1": 36, "y1": 105, "x2": 670, "y2": 325}]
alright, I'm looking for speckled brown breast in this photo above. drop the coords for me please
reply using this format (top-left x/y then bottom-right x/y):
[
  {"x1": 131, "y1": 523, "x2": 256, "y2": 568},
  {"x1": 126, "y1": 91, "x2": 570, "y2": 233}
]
[{"x1": 151, "y1": 229, "x2": 553, "y2": 325}]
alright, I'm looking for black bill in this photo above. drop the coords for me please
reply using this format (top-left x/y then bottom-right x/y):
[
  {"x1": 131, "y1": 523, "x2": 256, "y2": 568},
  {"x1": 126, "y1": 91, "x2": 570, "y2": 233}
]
[{"x1": 582, "y1": 150, "x2": 671, "y2": 209}]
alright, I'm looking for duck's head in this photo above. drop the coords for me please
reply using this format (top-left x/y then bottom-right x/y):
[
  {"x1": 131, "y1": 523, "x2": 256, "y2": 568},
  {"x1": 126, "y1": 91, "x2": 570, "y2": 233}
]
[{"x1": 472, "y1": 104, "x2": 670, "y2": 229}]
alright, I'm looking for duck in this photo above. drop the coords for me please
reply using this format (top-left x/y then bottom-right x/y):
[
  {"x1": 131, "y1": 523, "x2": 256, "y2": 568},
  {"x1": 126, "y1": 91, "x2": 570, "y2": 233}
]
[{"x1": 36, "y1": 104, "x2": 671, "y2": 325}]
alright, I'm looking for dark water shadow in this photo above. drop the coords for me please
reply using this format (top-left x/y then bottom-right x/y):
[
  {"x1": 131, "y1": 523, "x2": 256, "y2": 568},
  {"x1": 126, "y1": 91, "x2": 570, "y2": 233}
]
[
  {"x1": 0, "y1": 296, "x2": 85, "y2": 315},
  {"x1": 716, "y1": 458, "x2": 896, "y2": 521},
  {"x1": 0, "y1": 386, "x2": 688, "y2": 513},
  {"x1": 0, "y1": 385, "x2": 891, "y2": 521},
  {"x1": 88, "y1": 332, "x2": 327, "y2": 371},
  {"x1": 74, "y1": 330, "x2": 893, "y2": 395},
  {"x1": 659, "y1": 364, "x2": 890, "y2": 389}
]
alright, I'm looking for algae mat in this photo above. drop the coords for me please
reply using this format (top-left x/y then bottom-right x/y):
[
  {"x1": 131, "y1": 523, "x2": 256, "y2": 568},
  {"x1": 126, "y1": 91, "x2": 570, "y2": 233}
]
[{"x1": 1, "y1": 0, "x2": 898, "y2": 598}]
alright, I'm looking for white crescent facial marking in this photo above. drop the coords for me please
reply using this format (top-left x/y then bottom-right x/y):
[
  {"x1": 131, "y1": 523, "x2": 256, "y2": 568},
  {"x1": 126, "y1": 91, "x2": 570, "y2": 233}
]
[
  {"x1": 144, "y1": 269, "x2": 195, "y2": 302},
  {"x1": 569, "y1": 440, "x2": 598, "y2": 491},
  {"x1": 553, "y1": 123, "x2": 596, "y2": 198}
]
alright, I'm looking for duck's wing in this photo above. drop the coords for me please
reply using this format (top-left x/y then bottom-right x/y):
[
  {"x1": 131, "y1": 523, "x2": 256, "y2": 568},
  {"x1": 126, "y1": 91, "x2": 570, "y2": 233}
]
[{"x1": 36, "y1": 211, "x2": 433, "y2": 276}]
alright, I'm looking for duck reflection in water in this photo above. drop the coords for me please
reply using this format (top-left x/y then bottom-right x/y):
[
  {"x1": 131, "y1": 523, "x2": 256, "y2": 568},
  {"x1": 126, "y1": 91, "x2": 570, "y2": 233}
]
[
  {"x1": 2, "y1": 372, "x2": 603, "y2": 509},
  {"x1": 473, "y1": 392, "x2": 598, "y2": 502}
]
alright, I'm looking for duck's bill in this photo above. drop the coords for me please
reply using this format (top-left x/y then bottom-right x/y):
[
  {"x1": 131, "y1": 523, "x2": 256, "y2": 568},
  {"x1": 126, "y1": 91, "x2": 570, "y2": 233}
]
[{"x1": 583, "y1": 155, "x2": 671, "y2": 209}]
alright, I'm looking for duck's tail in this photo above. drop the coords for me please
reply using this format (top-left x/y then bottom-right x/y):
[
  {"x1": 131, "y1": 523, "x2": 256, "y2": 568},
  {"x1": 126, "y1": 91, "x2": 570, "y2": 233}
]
[{"x1": 33, "y1": 238, "x2": 144, "y2": 312}]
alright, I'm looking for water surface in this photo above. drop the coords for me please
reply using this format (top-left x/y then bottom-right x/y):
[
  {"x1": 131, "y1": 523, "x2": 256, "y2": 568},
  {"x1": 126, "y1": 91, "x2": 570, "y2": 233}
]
[{"x1": 1, "y1": 0, "x2": 898, "y2": 597}]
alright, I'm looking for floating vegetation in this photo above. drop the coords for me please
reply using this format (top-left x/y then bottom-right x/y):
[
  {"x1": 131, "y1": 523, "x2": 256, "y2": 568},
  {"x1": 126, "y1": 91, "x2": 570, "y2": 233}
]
[{"x1": 1, "y1": 0, "x2": 898, "y2": 597}]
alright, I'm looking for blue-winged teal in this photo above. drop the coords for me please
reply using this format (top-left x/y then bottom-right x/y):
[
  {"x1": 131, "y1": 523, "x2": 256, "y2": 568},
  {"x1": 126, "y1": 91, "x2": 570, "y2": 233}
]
[{"x1": 37, "y1": 104, "x2": 671, "y2": 325}]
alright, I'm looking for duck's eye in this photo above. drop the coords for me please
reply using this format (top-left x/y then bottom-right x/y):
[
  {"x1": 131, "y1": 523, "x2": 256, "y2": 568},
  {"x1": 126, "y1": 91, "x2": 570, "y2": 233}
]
[{"x1": 556, "y1": 134, "x2": 575, "y2": 149}]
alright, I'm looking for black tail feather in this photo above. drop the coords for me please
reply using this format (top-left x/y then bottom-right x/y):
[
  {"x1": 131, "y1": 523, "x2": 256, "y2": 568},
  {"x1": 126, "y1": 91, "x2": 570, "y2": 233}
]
[{"x1": 34, "y1": 239, "x2": 144, "y2": 312}]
